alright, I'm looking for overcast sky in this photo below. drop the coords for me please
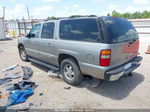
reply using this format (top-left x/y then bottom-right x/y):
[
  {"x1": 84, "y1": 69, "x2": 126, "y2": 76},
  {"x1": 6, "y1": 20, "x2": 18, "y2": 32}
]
[{"x1": 0, "y1": 0, "x2": 150, "y2": 20}]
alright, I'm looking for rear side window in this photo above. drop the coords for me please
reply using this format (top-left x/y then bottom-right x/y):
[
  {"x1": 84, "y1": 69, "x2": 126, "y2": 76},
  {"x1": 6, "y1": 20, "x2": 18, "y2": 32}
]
[
  {"x1": 41, "y1": 22, "x2": 54, "y2": 39},
  {"x1": 59, "y1": 19, "x2": 101, "y2": 42},
  {"x1": 102, "y1": 17, "x2": 138, "y2": 43}
]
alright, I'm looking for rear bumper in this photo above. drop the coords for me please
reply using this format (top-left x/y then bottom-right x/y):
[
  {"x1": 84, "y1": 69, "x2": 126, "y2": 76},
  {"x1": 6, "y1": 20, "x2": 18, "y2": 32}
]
[{"x1": 104, "y1": 56, "x2": 143, "y2": 81}]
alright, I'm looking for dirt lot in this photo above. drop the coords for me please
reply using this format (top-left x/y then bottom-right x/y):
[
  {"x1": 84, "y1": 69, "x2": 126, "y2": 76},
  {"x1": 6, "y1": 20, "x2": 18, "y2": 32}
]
[{"x1": 0, "y1": 36, "x2": 150, "y2": 110}]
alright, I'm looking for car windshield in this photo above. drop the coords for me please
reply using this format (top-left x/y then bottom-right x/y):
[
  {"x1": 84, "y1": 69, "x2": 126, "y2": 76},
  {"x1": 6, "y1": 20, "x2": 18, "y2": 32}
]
[{"x1": 101, "y1": 17, "x2": 138, "y2": 43}]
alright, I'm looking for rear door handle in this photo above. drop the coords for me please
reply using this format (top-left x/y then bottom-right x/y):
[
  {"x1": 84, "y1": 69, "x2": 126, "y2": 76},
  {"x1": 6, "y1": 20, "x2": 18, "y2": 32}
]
[{"x1": 48, "y1": 43, "x2": 52, "y2": 46}]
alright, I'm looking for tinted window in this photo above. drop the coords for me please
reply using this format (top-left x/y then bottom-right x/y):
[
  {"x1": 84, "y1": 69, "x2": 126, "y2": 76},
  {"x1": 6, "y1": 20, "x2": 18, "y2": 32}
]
[
  {"x1": 59, "y1": 19, "x2": 101, "y2": 42},
  {"x1": 102, "y1": 17, "x2": 138, "y2": 43},
  {"x1": 41, "y1": 22, "x2": 54, "y2": 39},
  {"x1": 30, "y1": 24, "x2": 41, "y2": 38}
]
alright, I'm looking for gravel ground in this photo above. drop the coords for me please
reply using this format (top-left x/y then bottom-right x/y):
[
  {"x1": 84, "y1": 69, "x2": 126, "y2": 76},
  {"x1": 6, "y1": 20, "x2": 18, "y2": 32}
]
[{"x1": 0, "y1": 36, "x2": 150, "y2": 110}]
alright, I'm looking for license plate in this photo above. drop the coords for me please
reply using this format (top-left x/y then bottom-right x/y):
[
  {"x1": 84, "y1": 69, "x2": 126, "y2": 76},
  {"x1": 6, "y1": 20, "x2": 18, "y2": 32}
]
[{"x1": 124, "y1": 63, "x2": 132, "y2": 70}]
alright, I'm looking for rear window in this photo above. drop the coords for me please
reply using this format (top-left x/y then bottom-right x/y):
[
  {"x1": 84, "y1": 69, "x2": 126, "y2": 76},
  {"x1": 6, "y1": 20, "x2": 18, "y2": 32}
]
[
  {"x1": 102, "y1": 17, "x2": 138, "y2": 43},
  {"x1": 59, "y1": 19, "x2": 102, "y2": 43}
]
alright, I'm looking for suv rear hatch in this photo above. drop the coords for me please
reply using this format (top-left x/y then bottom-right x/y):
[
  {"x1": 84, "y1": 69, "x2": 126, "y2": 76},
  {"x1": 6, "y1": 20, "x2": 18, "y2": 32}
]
[{"x1": 101, "y1": 17, "x2": 139, "y2": 67}]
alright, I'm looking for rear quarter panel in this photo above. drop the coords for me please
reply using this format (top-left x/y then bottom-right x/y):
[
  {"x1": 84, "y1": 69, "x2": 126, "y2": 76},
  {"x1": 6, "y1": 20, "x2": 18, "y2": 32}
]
[{"x1": 54, "y1": 39, "x2": 111, "y2": 79}]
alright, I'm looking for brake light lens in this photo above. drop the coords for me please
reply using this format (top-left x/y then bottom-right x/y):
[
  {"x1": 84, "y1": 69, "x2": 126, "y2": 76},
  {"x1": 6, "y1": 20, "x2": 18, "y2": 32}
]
[{"x1": 100, "y1": 49, "x2": 111, "y2": 67}]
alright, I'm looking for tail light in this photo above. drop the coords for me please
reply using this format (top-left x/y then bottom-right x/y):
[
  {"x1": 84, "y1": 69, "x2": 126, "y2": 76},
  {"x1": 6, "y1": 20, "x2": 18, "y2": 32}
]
[{"x1": 100, "y1": 49, "x2": 111, "y2": 67}]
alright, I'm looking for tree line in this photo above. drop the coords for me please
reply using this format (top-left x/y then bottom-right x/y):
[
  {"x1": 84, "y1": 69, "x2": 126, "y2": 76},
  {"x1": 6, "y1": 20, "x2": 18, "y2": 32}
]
[
  {"x1": 108, "y1": 10, "x2": 150, "y2": 19},
  {"x1": 47, "y1": 10, "x2": 150, "y2": 19}
]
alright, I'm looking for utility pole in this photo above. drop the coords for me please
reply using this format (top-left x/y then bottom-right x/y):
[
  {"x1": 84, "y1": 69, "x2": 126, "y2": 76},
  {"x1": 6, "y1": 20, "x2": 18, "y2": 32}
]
[
  {"x1": 27, "y1": 5, "x2": 30, "y2": 20},
  {"x1": 2, "y1": 6, "x2": 5, "y2": 20}
]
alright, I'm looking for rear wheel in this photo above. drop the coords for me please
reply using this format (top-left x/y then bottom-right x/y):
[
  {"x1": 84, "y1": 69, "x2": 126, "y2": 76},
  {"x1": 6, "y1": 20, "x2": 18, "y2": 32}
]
[
  {"x1": 19, "y1": 46, "x2": 28, "y2": 61},
  {"x1": 60, "y1": 58, "x2": 83, "y2": 86}
]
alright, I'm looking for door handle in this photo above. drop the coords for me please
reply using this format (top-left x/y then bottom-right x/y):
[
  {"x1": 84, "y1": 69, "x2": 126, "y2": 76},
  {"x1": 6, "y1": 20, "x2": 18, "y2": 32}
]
[{"x1": 48, "y1": 43, "x2": 52, "y2": 46}]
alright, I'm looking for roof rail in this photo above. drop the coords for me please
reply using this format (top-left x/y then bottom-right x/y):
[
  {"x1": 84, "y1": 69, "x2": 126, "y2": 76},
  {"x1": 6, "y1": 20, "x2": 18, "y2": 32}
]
[
  {"x1": 45, "y1": 15, "x2": 97, "y2": 21},
  {"x1": 46, "y1": 17, "x2": 69, "y2": 21},
  {"x1": 70, "y1": 15, "x2": 97, "y2": 18}
]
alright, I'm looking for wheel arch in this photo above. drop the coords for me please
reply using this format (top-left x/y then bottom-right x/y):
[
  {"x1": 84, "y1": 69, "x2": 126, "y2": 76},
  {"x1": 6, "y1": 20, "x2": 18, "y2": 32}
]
[
  {"x1": 58, "y1": 53, "x2": 81, "y2": 70},
  {"x1": 18, "y1": 43, "x2": 24, "y2": 49}
]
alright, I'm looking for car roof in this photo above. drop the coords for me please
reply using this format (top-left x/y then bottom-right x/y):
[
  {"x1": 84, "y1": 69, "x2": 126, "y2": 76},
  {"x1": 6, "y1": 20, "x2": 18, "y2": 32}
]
[
  {"x1": 58, "y1": 16, "x2": 98, "y2": 20},
  {"x1": 37, "y1": 16, "x2": 99, "y2": 24},
  {"x1": 36, "y1": 16, "x2": 122, "y2": 24}
]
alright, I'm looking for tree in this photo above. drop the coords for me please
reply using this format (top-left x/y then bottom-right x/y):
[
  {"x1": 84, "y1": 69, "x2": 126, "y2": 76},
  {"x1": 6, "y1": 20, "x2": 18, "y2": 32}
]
[
  {"x1": 142, "y1": 10, "x2": 150, "y2": 18},
  {"x1": 110, "y1": 10, "x2": 150, "y2": 19},
  {"x1": 107, "y1": 13, "x2": 111, "y2": 16},
  {"x1": 47, "y1": 16, "x2": 56, "y2": 20}
]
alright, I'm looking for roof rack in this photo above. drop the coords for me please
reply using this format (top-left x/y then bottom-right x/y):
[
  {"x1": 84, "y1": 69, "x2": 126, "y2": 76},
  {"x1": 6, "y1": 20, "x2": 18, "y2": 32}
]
[
  {"x1": 45, "y1": 15, "x2": 97, "y2": 21},
  {"x1": 70, "y1": 15, "x2": 97, "y2": 18},
  {"x1": 45, "y1": 17, "x2": 69, "y2": 21}
]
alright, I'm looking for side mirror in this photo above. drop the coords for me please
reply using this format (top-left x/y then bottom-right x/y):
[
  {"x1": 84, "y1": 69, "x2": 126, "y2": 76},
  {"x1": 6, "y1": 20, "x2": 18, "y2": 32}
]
[
  {"x1": 31, "y1": 34, "x2": 35, "y2": 37},
  {"x1": 26, "y1": 34, "x2": 35, "y2": 38},
  {"x1": 26, "y1": 34, "x2": 31, "y2": 38}
]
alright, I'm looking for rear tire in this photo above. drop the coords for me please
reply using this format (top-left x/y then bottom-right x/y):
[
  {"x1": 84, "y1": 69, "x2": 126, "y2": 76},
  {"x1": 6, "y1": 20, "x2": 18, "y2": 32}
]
[
  {"x1": 19, "y1": 46, "x2": 28, "y2": 61},
  {"x1": 60, "y1": 58, "x2": 83, "y2": 86}
]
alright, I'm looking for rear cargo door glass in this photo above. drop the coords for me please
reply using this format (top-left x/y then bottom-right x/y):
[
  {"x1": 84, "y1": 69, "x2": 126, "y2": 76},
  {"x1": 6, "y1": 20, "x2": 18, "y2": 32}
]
[{"x1": 102, "y1": 17, "x2": 138, "y2": 43}]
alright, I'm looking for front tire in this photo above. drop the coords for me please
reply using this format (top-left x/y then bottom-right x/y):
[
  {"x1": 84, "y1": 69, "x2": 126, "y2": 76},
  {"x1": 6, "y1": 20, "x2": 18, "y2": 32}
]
[
  {"x1": 60, "y1": 58, "x2": 83, "y2": 86},
  {"x1": 19, "y1": 46, "x2": 28, "y2": 61}
]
